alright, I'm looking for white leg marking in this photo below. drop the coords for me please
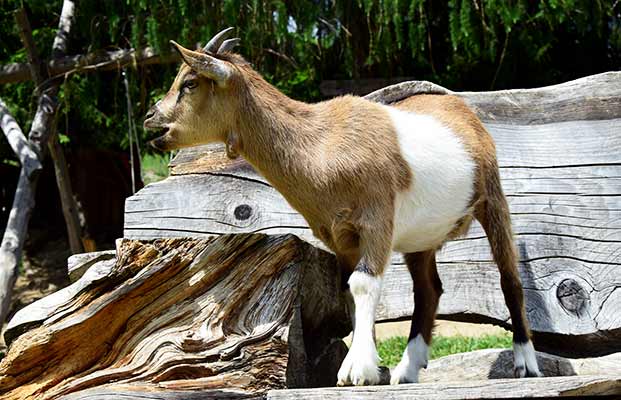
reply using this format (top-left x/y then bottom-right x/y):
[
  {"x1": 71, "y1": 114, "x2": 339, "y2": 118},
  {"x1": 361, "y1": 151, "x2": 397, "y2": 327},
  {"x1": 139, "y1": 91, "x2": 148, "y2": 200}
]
[
  {"x1": 337, "y1": 271, "x2": 382, "y2": 386},
  {"x1": 513, "y1": 340, "x2": 542, "y2": 378},
  {"x1": 390, "y1": 334, "x2": 428, "y2": 385}
]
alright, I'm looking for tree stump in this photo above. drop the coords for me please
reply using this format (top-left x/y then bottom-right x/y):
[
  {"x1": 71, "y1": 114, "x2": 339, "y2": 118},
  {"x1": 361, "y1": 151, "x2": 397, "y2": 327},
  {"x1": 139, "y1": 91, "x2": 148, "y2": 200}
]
[{"x1": 0, "y1": 235, "x2": 351, "y2": 399}]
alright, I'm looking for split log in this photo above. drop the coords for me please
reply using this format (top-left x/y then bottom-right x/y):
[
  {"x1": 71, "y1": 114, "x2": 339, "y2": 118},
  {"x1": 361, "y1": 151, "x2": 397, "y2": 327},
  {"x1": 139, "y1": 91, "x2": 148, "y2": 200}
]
[
  {"x1": 0, "y1": 235, "x2": 352, "y2": 400},
  {"x1": 0, "y1": 0, "x2": 76, "y2": 328},
  {"x1": 125, "y1": 72, "x2": 621, "y2": 357}
]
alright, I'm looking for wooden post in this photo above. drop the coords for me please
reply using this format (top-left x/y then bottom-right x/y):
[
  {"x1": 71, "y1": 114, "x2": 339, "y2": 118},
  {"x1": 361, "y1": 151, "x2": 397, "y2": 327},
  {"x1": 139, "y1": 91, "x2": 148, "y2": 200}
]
[
  {"x1": 13, "y1": 5, "x2": 84, "y2": 255},
  {"x1": 0, "y1": 0, "x2": 77, "y2": 328}
]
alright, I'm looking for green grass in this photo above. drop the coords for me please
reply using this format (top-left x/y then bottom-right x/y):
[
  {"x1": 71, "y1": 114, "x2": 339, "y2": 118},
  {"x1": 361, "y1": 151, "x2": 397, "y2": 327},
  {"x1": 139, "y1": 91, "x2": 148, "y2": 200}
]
[
  {"x1": 378, "y1": 334, "x2": 513, "y2": 367},
  {"x1": 141, "y1": 153, "x2": 170, "y2": 184}
]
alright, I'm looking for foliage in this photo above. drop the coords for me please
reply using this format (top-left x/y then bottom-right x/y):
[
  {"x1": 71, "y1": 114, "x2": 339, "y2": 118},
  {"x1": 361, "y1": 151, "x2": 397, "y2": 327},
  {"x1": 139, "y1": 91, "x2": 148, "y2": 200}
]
[
  {"x1": 377, "y1": 333, "x2": 513, "y2": 367},
  {"x1": 141, "y1": 153, "x2": 170, "y2": 185},
  {"x1": 0, "y1": 0, "x2": 619, "y2": 161}
]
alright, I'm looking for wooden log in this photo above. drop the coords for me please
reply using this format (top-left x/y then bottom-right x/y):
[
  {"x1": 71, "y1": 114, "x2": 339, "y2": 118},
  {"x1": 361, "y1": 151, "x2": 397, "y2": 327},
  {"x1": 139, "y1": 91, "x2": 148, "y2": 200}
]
[
  {"x1": 267, "y1": 375, "x2": 621, "y2": 399},
  {"x1": 0, "y1": 97, "x2": 42, "y2": 178},
  {"x1": 0, "y1": 0, "x2": 76, "y2": 328},
  {"x1": 0, "y1": 235, "x2": 352, "y2": 400},
  {"x1": 0, "y1": 47, "x2": 178, "y2": 85},
  {"x1": 124, "y1": 72, "x2": 621, "y2": 357}
]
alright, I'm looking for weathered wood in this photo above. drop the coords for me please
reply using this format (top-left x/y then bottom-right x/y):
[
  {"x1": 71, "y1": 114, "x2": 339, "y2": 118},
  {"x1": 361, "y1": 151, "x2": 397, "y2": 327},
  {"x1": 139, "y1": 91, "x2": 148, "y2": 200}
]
[
  {"x1": 0, "y1": 0, "x2": 76, "y2": 328},
  {"x1": 267, "y1": 375, "x2": 621, "y2": 399},
  {"x1": 48, "y1": 132, "x2": 85, "y2": 254},
  {"x1": 67, "y1": 250, "x2": 116, "y2": 282},
  {"x1": 0, "y1": 235, "x2": 352, "y2": 400},
  {"x1": 0, "y1": 97, "x2": 42, "y2": 177},
  {"x1": 0, "y1": 47, "x2": 178, "y2": 85},
  {"x1": 419, "y1": 349, "x2": 621, "y2": 383},
  {"x1": 124, "y1": 72, "x2": 621, "y2": 357}
]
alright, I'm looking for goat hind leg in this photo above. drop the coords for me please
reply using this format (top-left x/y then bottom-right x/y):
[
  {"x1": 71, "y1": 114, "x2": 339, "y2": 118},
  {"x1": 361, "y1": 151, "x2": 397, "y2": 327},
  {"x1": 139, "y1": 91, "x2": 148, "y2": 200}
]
[
  {"x1": 476, "y1": 191, "x2": 541, "y2": 378},
  {"x1": 391, "y1": 250, "x2": 442, "y2": 384}
]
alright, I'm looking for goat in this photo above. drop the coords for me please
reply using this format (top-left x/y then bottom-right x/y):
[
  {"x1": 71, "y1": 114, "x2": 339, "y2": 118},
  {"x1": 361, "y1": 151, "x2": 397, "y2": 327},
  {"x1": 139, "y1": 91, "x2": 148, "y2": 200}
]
[{"x1": 143, "y1": 28, "x2": 542, "y2": 386}]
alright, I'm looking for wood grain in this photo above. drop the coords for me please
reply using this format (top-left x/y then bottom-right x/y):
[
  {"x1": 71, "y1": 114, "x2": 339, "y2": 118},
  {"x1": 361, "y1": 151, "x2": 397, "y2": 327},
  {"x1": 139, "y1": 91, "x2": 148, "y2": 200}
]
[
  {"x1": 0, "y1": 235, "x2": 352, "y2": 400},
  {"x1": 267, "y1": 375, "x2": 621, "y2": 399}
]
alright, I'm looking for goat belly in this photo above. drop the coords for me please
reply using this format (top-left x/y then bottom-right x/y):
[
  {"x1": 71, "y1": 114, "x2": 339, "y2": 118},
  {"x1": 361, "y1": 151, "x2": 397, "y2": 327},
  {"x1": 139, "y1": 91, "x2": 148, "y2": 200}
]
[{"x1": 385, "y1": 106, "x2": 476, "y2": 253}]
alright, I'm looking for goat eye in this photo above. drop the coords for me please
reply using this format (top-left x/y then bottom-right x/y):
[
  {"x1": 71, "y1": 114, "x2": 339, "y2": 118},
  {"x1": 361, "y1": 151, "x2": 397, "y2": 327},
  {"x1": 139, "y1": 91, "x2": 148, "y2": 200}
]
[{"x1": 183, "y1": 80, "x2": 198, "y2": 92}]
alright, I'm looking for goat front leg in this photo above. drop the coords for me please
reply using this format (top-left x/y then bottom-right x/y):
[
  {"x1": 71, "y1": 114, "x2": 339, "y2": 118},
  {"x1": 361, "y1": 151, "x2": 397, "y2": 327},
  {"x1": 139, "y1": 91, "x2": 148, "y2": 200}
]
[{"x1": 337, "y1": 228, "x2": 391, "y2": 386}]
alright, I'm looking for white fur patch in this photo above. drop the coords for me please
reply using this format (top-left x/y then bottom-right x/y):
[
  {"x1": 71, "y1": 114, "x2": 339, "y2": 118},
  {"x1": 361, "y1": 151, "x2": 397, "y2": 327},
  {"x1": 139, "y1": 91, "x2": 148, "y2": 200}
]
[
  {"x1": 390, "y1": 334, "x2": 429, "y2": 385},
  {"x1": 513, "y1": 340, "x2": 542, "y2": 378},
  {"x1": 385, "y1": 107, "x2": 476, "y2": 253},
  {"x1": 337, "y1": 272, "x2": 382, "y2": 386}
]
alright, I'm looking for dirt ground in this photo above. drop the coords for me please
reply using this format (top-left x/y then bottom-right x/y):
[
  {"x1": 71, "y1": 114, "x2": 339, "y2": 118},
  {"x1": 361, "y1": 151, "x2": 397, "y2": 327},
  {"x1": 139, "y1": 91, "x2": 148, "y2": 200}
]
[{"x1": 0, "y1": 229, "x2": 72, "y2": 356}]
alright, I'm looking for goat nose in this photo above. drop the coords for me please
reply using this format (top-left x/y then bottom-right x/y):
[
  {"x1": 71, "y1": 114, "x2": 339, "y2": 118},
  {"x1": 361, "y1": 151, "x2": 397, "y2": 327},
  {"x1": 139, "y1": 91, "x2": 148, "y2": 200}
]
[{"x1": 145, "y1": 101, "x2": 161, "y2": 120}]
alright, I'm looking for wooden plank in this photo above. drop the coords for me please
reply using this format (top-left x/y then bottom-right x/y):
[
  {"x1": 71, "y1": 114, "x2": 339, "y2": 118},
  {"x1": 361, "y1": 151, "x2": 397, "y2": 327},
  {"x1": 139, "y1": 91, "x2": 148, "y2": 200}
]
[
  {"x1": 366, "y1": 72, "x2": 621, "y2": 124},
  {"x1": 124, "y1": 72, "x2": 621, "y2": 356},
  {"x1": 267, "y1": 375, "x2": 621, "y2": 399}
]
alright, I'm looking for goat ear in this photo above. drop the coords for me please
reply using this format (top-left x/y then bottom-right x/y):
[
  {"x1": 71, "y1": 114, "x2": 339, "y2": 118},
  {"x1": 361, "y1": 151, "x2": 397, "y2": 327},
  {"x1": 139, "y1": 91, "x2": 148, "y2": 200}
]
[{"x1": 170, "y1": 40, "x2": 232, "y2": 84}]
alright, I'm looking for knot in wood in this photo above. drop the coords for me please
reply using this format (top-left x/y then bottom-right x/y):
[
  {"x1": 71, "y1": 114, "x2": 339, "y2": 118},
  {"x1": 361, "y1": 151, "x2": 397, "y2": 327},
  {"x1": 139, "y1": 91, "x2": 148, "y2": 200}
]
[
  {"x1": 557, "y1": 278, "x2": 590, "y2": 316},
  {"x1": 234, "y1": 204, "x2": 253, "y2": 221}
]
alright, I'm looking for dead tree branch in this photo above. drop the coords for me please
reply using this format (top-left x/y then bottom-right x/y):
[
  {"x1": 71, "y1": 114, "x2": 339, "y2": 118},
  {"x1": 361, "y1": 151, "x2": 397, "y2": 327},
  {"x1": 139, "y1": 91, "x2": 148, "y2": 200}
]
[{"x1": 0, "y1": 0, "x2": 77, "y2": 328}]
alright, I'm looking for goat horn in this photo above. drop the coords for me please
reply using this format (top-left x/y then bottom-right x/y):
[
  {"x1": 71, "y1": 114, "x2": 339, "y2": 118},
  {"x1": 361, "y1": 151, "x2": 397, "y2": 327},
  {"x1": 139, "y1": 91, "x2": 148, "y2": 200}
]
[
  {"x1": 170, "y1": 40, "x2": 232, "y2": 84},
  {"x1": 218, "y1": 38, "x2": 241, "y2": 54},
  {"x1": 203, "y1": 27, "x2": 235, "y2": 53}
]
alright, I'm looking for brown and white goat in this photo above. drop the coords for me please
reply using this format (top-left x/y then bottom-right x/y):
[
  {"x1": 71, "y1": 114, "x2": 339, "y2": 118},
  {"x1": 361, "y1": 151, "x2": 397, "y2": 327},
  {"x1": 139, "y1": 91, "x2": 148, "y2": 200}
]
[{"x1": 144, "y1": 28, "x2": 541, "y2": 386}]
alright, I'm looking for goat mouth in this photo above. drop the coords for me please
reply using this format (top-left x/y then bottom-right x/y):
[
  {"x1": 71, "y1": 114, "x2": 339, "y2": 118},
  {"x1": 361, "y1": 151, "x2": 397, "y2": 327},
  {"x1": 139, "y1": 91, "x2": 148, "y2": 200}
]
[{"x1": 147, "y1": 128, "x2": 170, "y2": 150}]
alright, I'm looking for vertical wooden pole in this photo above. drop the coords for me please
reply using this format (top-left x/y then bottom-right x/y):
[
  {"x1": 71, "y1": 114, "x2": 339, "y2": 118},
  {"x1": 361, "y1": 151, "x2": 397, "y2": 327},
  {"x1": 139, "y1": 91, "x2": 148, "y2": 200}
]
[{"x1": 14, "y1": 5, "x2": 85, "y2": 255}]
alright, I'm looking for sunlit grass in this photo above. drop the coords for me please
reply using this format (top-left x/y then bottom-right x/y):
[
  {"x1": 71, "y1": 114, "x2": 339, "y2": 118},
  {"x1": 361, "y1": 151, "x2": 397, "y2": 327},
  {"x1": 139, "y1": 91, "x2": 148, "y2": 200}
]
[
  {"x1": 141, "y1": 153, "x2": 170, "y2": 185},
  {"x1": 378, "y1": 333, "x2": 513, "y2": 367}
]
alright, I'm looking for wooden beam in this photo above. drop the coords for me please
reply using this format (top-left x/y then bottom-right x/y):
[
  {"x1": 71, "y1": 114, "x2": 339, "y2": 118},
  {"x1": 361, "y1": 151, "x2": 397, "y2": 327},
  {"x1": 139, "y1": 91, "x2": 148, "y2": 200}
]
[
  {"x1": 0, "y1": 97, "x2": 42, "y2": 177},
  {"x1": 267, "y1": 376, "x2": 621, "y2": 399},
  {"x1": 0, "y1": 47, "x2": 178, "y2": 85}
]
